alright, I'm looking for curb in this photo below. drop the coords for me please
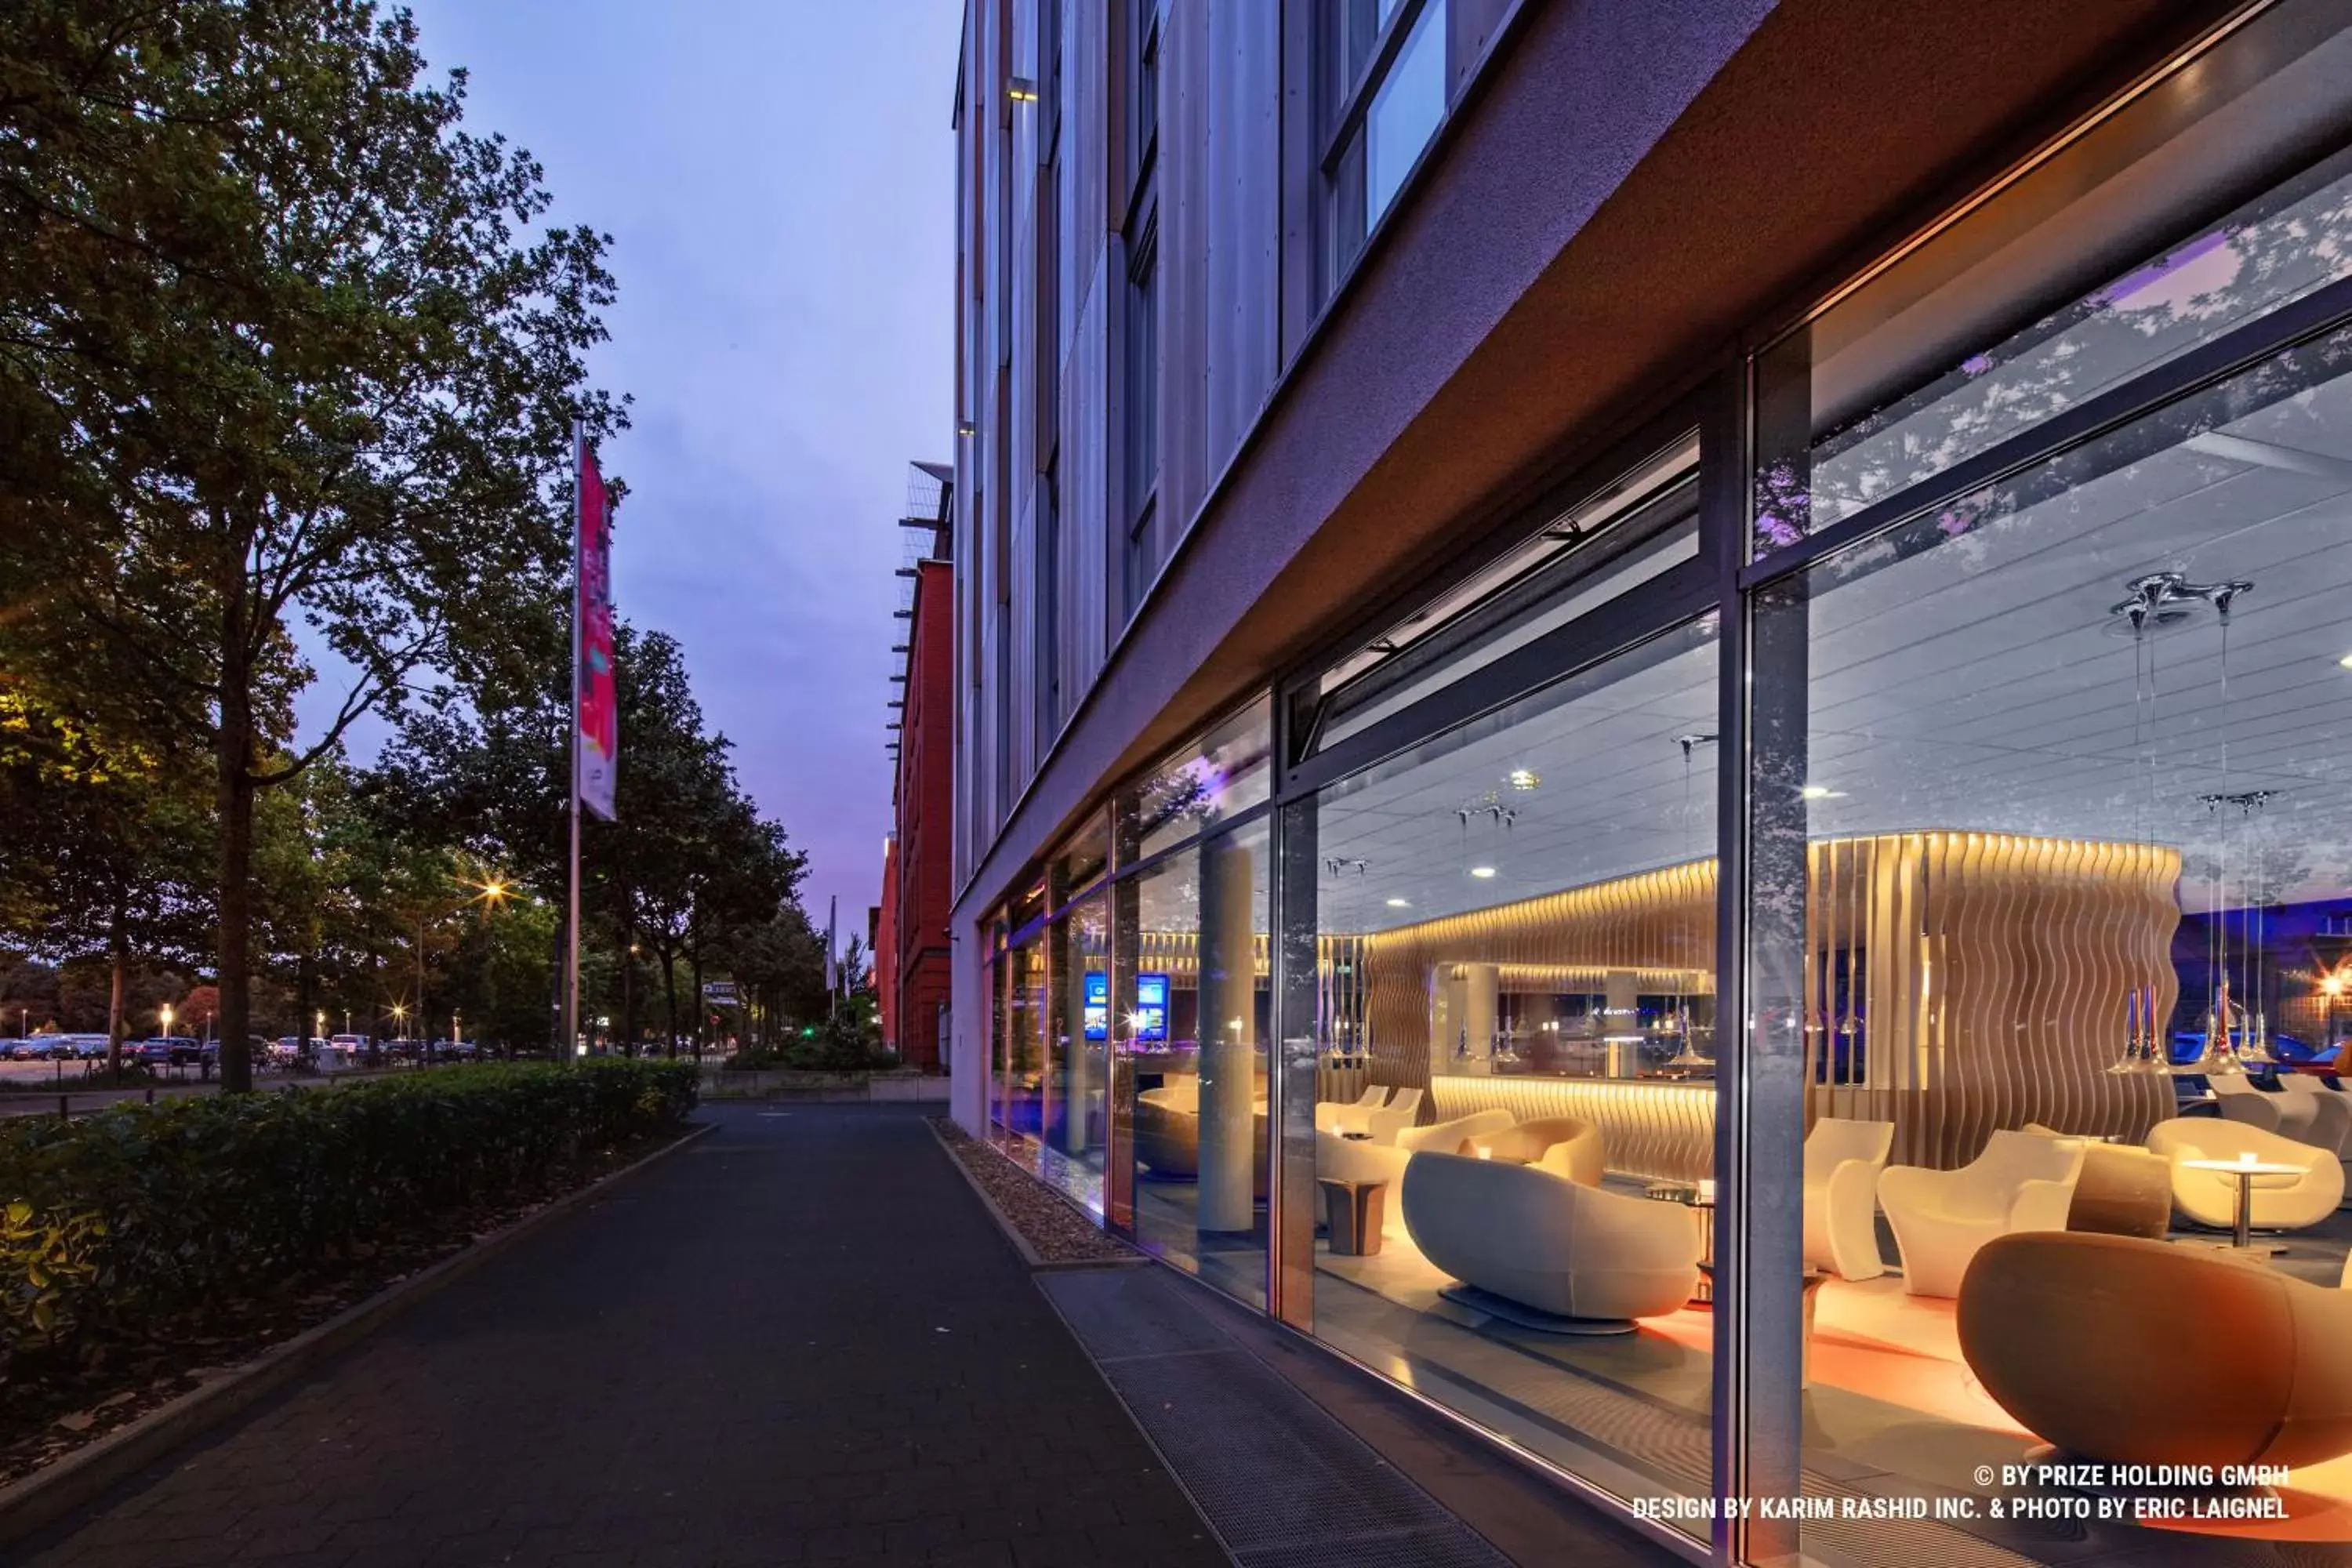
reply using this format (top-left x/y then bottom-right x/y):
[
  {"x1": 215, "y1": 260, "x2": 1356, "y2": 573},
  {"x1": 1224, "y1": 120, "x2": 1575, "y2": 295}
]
[
  {"x1": 0, "y1": 1118, "x2": 717, "y2": 1549},
  {"x1": 921, "y1": 1119, "x2": 1152, "y2": 1272}
]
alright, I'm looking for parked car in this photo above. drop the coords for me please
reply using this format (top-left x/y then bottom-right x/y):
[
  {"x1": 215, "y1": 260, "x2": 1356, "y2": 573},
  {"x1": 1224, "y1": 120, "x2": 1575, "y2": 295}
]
[
  {"x1": 130, "y1": 1039, "x2": 176, "y2": 1065},
  {"x1": 67, "y1": 1035, "x2": 111, "y2": 1059},
  {"x1": 434, "y1": 1038, "x2": 480, "y2": 1061},
  {"x1": 2, "y1": 1038, "x2": 43, "y2": 1062}
]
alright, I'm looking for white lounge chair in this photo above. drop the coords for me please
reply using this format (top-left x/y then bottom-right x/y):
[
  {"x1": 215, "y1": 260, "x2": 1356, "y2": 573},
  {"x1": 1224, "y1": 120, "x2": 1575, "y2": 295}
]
[
  {"x1": 1395, "y1": 1108, "x2": 1516, "y2": 1155},
  {"x1": 1314, "y1": 1086, "x2": 1388, "y2": 1136},
  {"x1": 2274, "y1": 1074, "x2": 2352, "y2": 1159},
  {"x1": 1877, "y1": 1130, "x2": 2083, "y2": 1298},
  {"x1": 1482, "y1": 1116, "x2": 1606, "y2": 1186},
  {"x1": 2147, "y1": 1116, "x2": 2344, "y2": 1232},
  {"x1": 2211, "y1": 1074, "x2": 2316, "y2": 1139},
  {"x1": 1362, "y1": 1087, "x2": 1425, "y2": 1144},
  {"x1": 1401, "y1": 1153, "x2": 1699, "y2": 1329},
  {"x1": 1804, "y1": 1117, "x2": 1893, "y2": 1281}
]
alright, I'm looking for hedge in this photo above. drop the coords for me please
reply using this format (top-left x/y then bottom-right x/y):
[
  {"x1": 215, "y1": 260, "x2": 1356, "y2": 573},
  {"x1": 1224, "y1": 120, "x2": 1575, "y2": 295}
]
[{"x1": 1, "y1": 1058, "x2": 698, "y2": 1387}]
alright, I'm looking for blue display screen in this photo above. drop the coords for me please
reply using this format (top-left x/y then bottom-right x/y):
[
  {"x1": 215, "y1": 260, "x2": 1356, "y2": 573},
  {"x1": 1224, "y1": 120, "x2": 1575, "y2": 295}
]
[
  {"x1": 1135, "y1": 974, "x2": 1169, "y2": 1044},
  {"x1": 1083, "y1": 972, "x2": 1109, "y2": 1041}
]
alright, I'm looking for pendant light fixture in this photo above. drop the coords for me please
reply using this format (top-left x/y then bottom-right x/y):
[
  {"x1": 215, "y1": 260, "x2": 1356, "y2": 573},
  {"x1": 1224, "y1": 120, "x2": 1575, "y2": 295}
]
[
  {"x1": 1662, "y1": 732, "x2": 1719, "y2": 1073},
  {"x1": 2107, "y1": 577, "x2": 2171, "y2": 1076}
]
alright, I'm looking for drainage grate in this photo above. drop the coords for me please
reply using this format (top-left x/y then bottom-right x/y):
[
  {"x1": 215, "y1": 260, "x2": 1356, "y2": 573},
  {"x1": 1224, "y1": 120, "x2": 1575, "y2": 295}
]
[{"x1": 1041, "y1": 1268, "x2": 1515, "y2": 1568}]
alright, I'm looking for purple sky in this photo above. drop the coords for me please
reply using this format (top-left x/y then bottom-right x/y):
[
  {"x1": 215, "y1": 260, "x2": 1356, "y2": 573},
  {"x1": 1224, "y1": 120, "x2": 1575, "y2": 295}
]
[{"x1": 296, "y1": 1, "x2": 960, "y2": 938}]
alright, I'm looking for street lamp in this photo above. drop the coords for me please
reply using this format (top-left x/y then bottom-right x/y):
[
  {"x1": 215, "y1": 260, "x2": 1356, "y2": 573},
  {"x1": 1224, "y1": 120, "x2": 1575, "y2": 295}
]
[
  {"x1": 161, "y1": 1003, "x2": 174, "y2": 1037},
  {"x1": 2325, "y1": 972, "x2": 2345, "y2": 1049}
]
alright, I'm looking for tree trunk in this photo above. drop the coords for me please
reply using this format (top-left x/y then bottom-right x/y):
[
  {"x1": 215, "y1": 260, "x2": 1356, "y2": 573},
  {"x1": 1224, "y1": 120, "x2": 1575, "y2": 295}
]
[
  {"x1": 295, "y1": 951, "x2": 314, "y2": 1064},
  {"x1": 690, "y1": 949, "x2": 704, "y2": 1062},
  {"x1": 659, "y1": 949, "x2": 677, "y2": 1059},
  {"x1": 106, "y1": 908, "x2": 128, "y2": 1076},
  {"x1": 216, "y1": 607, "x2": 256, "y2": 1094},
  {"x1": 619, "y1": 916, "x2": 637, "y2": 1058}
]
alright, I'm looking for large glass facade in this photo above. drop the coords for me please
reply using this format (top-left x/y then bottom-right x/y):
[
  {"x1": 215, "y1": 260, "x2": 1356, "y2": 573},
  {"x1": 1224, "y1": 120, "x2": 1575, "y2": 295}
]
[
  {"x1": 1305, "y1": 619, "x2": 1720, "y2": 1534},
  {"x1": 1128, "y1": 818, "x2": 1272, "y2": 1305},
  {"x1": 977, "y1": 6, "x2": 2352, "y2": 1557}
]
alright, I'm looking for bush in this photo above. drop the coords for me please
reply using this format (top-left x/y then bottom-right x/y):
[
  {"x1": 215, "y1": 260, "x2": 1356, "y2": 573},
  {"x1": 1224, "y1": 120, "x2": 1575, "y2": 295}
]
[
  {"x1": 0, "y1": 1059, "x2": 697, "y2": 1388},
  {"x1": 725, "y1": 1015, "x2": 896, "y2": 1073}
]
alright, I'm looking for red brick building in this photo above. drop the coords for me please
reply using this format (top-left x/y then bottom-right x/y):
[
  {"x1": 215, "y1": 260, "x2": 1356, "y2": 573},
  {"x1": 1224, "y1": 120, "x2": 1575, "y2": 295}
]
[{"x1": 882, "y1": 463, "x2": 953, "y2": 1069}]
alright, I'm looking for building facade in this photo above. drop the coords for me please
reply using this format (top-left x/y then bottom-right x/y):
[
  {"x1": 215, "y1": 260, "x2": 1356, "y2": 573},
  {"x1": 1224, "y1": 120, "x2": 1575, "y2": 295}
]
[
  {"x1": 884, "y1": 462, "x2": 956, "y2": 1071},
  {"x1": 951, "y1": 1, "x2": 2352, "y2": 1561}
]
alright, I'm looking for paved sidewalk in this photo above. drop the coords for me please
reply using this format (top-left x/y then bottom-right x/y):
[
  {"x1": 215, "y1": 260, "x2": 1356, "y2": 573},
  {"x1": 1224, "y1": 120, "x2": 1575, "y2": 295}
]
[{"x1": 16, "y1": 1104, "x2": 1225, "y2": 1567}]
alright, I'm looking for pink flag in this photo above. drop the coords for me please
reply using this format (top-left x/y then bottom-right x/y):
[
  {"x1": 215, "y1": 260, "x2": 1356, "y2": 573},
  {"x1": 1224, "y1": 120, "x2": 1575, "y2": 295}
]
[{"x1": 577, "y1": 445, "x2": 619, "y2": 820}]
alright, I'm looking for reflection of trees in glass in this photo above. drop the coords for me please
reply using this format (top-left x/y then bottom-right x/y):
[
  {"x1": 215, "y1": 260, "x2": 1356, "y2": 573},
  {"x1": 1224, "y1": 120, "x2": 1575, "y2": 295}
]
[{"x1": 1759, "y1": 148, "x2": 2352, "y2": 554}]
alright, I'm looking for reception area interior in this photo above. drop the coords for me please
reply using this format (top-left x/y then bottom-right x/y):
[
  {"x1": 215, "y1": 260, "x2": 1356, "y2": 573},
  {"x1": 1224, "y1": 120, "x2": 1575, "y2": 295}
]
[{"x1": 984, "y1": 13, "x2": 2352, "y2": 1560}]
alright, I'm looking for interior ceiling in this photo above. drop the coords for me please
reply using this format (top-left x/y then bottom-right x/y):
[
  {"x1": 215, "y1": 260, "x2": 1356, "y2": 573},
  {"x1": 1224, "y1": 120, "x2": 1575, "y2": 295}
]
[{"x1": 1304, "y1": 358, "x2": 2352, "y2": 942}]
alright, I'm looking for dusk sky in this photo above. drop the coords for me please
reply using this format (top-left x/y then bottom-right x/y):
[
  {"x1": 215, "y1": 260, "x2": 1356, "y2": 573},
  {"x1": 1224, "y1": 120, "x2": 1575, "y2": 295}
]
[{"x1": 298, "y1": 1, "x2": 962, "y2": 941}]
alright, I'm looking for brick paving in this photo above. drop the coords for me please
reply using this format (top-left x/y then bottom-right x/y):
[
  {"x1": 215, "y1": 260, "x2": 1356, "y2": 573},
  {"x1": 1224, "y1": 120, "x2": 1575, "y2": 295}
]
[{"x1": 15, "y1": 1103, "x2": 1226, "y2": 1567}]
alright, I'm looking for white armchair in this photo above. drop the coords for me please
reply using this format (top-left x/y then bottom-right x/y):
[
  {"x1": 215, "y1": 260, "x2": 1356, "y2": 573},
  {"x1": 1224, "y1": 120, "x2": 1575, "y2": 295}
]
[
  {"x1": 1314, "y1": 1087, "x2": 1388, "y2": 1136},
  {"x1": 2147, "y1": 1116, "x2": 2345, "y2": 1232},
  {"x1": 1804, "y1": 1117, "x2": 1893, "y2": 1281},
  {"x1": 1484, "y1": 1116, "x2": 1606, "y2": 1186},
  {"x1": 1361, "y1": 1087, "x2": 1425, "y2": 1144},
  {"x1": 2274, "y1": 1075, "x2": 2352, "y2": 1159},
  {"x1": 1878, "y1": 1130, "x2": 2084, "y2": 1298},
  {"x1": 2211, "y1": 1075, "x2": 2314, "y2": 1139},
  {"x1": 1396, "y1": 1108, "x2": 1516, "y2": 1156}
]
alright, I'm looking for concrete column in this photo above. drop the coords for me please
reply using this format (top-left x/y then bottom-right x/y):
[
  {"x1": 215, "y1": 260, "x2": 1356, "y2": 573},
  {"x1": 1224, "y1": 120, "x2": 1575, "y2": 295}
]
[
  {"x1": 1063, "y1": 938, "x2": 1091, "y2": 1157},
  {"x1": 1196, "y1": 834, "x2": 1258, "y2": 1233}
]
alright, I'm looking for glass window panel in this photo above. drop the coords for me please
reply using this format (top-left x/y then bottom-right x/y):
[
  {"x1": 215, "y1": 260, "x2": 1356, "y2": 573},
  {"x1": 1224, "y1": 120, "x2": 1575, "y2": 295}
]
[
  {"x1": 1754, "y1": 2, "x2": 2352, "y2": 556},
  {"x1": 1312, "y1": 435, "x2": 1699, "y2": 753},
  {"x1": 996, "y1": 932, "x2": 1047, "y2": 1145},
  {"x1": 1758, "y1": 267, "x2": 2352, "y2": 1560},
  {"x1": 1038, "y1": 889, "x2": 1110, "y2": 1215},
  {"x1": 1054, "y1": 810, "x2": 1111, "y2": 898},
  {"x1": 1303, "y1": 618, "x2": 1719, "y2": 1537},
  {"x1": 1366, "y1": 1, "x2": 1444, "y2": 226},
  {"x1": 1120, "y1": 695, "x2": 1275, "y2": 862},
  {"x1": 1125, "y1": 818, "x2": 1272, "y2": 1308}
]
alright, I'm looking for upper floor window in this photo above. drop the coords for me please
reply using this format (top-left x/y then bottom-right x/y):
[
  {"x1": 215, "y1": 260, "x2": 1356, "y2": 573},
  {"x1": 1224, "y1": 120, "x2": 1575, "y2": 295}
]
[{"x1": 1323, "y1": 0, "x2": 1448, "y2": 286}]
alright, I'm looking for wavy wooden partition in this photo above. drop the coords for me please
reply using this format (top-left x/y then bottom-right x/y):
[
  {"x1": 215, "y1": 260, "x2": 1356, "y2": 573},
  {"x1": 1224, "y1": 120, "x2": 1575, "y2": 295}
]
[
  {"x1": 1804, "y1": 832, "x2": 2179, "y2": 1168},
  {"x1": 1358, "y1": 833, "x2": 2180, "y2": 1172}
]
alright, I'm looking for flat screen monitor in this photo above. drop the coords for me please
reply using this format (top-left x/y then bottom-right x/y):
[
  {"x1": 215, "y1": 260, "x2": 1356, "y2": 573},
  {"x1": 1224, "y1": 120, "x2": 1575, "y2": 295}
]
[
  {"x1": 1134, "y1": 973, "x2": 1169, "y2": 1044},
  {"x1": 1082, "y1": 971, "x2": 1109, "y2": 1041}
]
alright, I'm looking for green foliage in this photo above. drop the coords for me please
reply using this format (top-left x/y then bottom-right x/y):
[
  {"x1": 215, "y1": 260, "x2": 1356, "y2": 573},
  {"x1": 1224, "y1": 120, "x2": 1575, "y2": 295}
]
[
  {"x1": 0, "y1": 0, "x2": 627, "y2": 1089},
  {"x1": 0, "y1": 1060, "x2": 696, "y2": 1386},
  {"x1": 732, "y1": 1014, "x2": 894, "y2": 1073}
]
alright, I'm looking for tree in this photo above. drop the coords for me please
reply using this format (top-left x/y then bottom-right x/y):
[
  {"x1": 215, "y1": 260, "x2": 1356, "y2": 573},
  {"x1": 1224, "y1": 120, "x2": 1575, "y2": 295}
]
[
  {"x1": 0, "y1": 2, "x2": 626, "y2": 1091},
  {"x1": 372, "y1": 622, "x2": 811, "y2": 1059},
  {"x1": 0, "y1": 687, "x2": 214, "y2": 1069}
]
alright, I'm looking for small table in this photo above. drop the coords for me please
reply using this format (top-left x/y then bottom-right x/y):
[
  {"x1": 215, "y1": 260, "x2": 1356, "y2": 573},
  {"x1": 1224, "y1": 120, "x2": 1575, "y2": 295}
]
[
  {"x1": 1644, "y1": 1183, "x2": 1716, "y2": 1305},
  {"x1": 1318, "y1": 1177, "x2": 1388, "y2": 1257},
  {"x1": 2180, "y1": 1158, "x2": 2306, "y2": 1249}
]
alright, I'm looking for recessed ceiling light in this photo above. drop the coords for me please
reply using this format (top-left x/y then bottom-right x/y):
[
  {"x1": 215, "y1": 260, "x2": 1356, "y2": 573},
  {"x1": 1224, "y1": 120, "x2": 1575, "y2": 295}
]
[
  {"x1": 2339, "y1": 653, "x2": 2352, "y2": 670},
  {"x1": 1385, "y1": 897, "x2": 1410, "y2": 909},
  {"x1": 1800, "y1": 785, "x2": 1846, "y2": 800},
  {"x1": 1470, "y1": 866, "x2": 1497, "y2": 880},
  {"x1": 1507, "y1": 768, "x2": 1541, "y2": 791}
]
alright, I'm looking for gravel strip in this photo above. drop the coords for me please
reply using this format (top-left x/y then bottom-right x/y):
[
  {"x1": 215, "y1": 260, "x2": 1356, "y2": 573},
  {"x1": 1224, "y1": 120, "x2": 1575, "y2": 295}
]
[{"x1": 930, "y1": 1117, "x2": 1141, "y2": 1265}]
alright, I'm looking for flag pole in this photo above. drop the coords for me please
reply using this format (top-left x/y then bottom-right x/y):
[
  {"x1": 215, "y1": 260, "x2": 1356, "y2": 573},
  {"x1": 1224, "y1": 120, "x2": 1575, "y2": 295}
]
[{"x1": 564, "y1": 417, "x2": 584, "y2": 1065}]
